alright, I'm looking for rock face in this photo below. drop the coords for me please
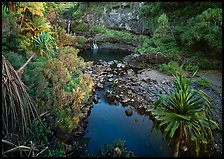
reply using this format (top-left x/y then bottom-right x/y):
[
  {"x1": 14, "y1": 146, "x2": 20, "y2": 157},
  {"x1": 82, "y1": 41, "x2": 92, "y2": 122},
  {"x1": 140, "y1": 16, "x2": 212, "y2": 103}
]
[
  {"x1": 80, "y1": 2, "x2": 149, "y2": 35},
  {"x1": 123, "y1": 53, "x2": 169, "y2": 68}
]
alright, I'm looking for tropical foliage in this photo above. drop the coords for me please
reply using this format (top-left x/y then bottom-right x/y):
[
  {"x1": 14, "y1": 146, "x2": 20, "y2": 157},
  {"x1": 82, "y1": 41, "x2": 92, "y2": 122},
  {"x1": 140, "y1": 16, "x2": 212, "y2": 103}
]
[
  {"x1": 151, "y1": 72, "x2": 219, "y2": 156},
  {"x1": 180, "y1": 8, "x2": 222, "y2": 54},
  {"x1": 196, "y1": 77, "x2": 212, "y2": 89},
  {"x1": 33, "y1": 32, "x2": 56, "y2": 57},
  {"x1": 22, "y1": 16, "x2": 51, "y2": 37},
  {"x1": 2, "y1": 56, "x2": 38, "y2": 137},
  {"x1": 98, "y1": 140, "x2": 135, "y2": 157},
  {"x1": 2, "y1": 2, "x2": 94, "y2": 157},
  {"x1": 158, "y1": 61, "x2": 183, "y2": 76}
]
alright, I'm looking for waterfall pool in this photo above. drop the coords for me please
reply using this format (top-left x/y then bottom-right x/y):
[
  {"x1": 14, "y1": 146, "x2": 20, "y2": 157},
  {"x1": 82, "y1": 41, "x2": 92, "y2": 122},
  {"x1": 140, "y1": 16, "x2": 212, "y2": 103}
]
[
  {"x1": 78, "y1": 48, "x2": 130, "y2": 63},
  {"x1": 78, "y1": 49, "x2": 172, "y2": 157}
]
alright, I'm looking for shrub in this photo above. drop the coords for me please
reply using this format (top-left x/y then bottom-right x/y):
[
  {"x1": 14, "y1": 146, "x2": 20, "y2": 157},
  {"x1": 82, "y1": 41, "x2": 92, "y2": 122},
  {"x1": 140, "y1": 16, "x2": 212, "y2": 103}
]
[
  {"x1": 180, "y1": 8, "x2": 222, "y2": 54},
  {"x1": 196, "y1": 77, "x2": 212, "y2": 89},
  {"x1": 33, "y1": 32, "x2": 57, "y2": 57},
  {"x1": 76, "y1": 23, "x2": 88, "y2": 32},
  {"x1": 51, "y1": 27, "x2": 75, "y2": 47},
  {"x1": 150, "y1": 13, "x2": 178, "y2": 55},
  {"x1": 90, "y1": 25, "x2": 107, "y2": 34},
  {"x1": 158, "y1": 61, "x2": 183, "y2": 75},
  {"x1": 43, "y1": 47, "x2": 93, "y2": 133},
  {"x1": 98, "y1": 140, "x2": 135, "y2": 157},
  {"x1": 151, "y1": 72, "x2": 219, "y2": 156},
  {"x1": 183, "y1": 58, "x2": 199, "y2": 73},
  {"x1": 77, "y1": 36, "x2": 87, "y2": 45},
  {"x1": 73, "y1": 9, "x2": 83, "y2": 19}
]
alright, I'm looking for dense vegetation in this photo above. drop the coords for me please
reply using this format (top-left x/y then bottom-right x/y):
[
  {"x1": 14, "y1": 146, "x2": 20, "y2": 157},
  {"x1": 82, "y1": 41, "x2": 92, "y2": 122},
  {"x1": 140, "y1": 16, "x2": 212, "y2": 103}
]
[
  {"x1": 2, "y1": 2, "x2": 222, "y2": 157},
  {"x1": 65, "y1": 2, "x2": 222, "y2": 71},
  {"x1": 2, "y1": 2, "x2": 93, "y2": 157},
  {"x1": 151, "y1": 72, "x2": 219, "y2": 157}
]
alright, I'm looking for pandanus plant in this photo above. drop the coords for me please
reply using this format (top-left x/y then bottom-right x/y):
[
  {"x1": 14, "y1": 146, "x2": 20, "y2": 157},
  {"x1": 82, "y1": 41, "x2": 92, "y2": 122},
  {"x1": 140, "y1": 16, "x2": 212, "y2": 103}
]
[
  {"x1": 2, "y1": 56, "x2": 38, "y2": 137},
  {"x1": 151, "y1": 71, "x2": 219, "y2": 157}
]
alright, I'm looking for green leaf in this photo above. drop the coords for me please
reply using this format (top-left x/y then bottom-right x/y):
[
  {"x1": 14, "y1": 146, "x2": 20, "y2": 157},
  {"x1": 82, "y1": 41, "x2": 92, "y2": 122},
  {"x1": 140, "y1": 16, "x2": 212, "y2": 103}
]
[
  {"x1": 169, "y1": 121, "x2": 179, "y2": 138},
  {"x1": 173, "y1": 113, "x2": 191, "y2": 121}
]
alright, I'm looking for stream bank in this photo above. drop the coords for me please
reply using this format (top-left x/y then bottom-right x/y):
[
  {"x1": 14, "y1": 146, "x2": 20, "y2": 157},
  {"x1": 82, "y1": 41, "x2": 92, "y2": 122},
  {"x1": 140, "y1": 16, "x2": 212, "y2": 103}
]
[{"x1": 79, "y1": 51, "x2": 222, "y2": 157}]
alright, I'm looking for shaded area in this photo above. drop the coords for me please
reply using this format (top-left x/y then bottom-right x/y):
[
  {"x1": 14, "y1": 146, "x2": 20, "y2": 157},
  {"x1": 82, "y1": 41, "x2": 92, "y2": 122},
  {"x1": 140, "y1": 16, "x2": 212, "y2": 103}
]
[{"x1": 78, "y1": 48, "x2": 131, "y2": 63}]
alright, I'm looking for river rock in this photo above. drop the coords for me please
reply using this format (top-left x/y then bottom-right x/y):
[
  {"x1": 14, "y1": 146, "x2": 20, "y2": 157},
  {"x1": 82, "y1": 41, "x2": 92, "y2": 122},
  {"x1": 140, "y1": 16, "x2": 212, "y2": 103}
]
[
  {"x1": 93, "y1": 97, "x2": 99, "y2": 104},
  {"x1": 54, "y1": 127, "x2": 70, "y2": 142},
  {"x1": 125, "y1": 108, "x2": 133, "y2": 116},
  {"x1": 117, "y1": 63, "x2": 125, "y2": 68},
  {"x1": 126, "y1": 69, "x2": 135, "y2": 75},
  {"x1": 65, "y1": 144, "x2": 73, "y2": 153},
  {"x1": 81, "y1": 107, "x2": 89, "y2": 114},
  {"x1": 108, "y1": 61, "x2": 114, "y2": 66},
  {"x1": 108, "y1": 78, "x2": 113, "y2": 82},
  {"x1": 96, "y1": 83, "x2": 104, "y2": 90},
  {"x1": 121, "y1": 97, "x2": 130, "y2": 106},
  {"x1": 114, "y1": 147, "x2": 121, "y2": 155},
  {"x1": 75, "y1": 127, "x2": 86, "y2": 136},
  {"x1": 108, "y1": 74, "x2": 113, "y2": 78}
]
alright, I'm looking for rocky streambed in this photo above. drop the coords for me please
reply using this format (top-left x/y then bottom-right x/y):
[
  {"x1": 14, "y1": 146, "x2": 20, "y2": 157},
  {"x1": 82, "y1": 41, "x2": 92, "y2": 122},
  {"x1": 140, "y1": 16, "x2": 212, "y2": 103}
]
[
  {"x1": 56, "y1": 52, "x2": 222, "y2": 157},
  {"x1": 80, "y1": 52, "x2": 222, "y2": 157}
]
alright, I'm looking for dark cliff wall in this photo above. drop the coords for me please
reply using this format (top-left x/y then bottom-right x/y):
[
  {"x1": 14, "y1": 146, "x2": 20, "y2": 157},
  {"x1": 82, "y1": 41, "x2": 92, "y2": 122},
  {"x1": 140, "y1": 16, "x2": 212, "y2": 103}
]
[{"x1": 78, "y1": 2, "x2": 150, "y2": 35}]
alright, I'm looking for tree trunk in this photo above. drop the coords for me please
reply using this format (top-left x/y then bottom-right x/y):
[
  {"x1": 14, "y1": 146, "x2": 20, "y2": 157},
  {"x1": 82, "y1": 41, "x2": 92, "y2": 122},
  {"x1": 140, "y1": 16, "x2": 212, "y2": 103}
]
[
  {"x1": 17, "y1": 53, "x2": 36, "y2": 77},
  {"x1": 173, "y1": 139, "x2": 180, "y2": 157}
]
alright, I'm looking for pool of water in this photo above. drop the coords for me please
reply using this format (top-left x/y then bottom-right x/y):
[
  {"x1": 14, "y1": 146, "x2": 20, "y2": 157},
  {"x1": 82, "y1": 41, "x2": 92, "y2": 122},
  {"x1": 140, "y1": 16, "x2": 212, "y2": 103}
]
[
  {"x1": 83, "y1": 89, "x2": 172, "y2": 157},
  {"x1": 78, "y1": 48, "x2": 130, "y2": 63},
  {"x1": 79, "y1": 48, "x2": 172, "y2": 156}
]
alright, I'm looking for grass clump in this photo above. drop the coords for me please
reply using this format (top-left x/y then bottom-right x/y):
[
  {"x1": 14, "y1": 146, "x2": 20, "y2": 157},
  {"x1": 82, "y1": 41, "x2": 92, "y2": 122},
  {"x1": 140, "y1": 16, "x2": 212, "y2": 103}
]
[
  {"x1": 158, "y1": 61, "x2": 183, "y2": 75},
  {"x1": 196, "y1": 77, "x2": 212, "y2": 88}
]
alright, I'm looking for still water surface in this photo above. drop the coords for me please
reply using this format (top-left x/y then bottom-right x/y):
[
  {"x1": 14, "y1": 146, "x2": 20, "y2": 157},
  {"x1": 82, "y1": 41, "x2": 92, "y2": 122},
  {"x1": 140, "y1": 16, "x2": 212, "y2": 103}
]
[{"x1": 79, "y1": 48, "x2": 172, "y2": 156}]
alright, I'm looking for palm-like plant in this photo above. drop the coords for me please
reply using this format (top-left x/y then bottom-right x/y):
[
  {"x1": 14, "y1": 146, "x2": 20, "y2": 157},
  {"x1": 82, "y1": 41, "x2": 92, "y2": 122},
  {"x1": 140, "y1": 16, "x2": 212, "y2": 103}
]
[
  {"x1": 22, "y1": 16, "x2": 51, "y2": 37},
  {"x1": 151, "y1": 72, "x2": 219, "y2": 157},
  {"x1": 17, "y1": 2, "x2": 45, "y2": 17},
  {"x1": 2, "y1": 56, "x2": 38, "y2": 137},
  {"x1": 16, "y1": 2, "x2": 46, "y2": 29},
  {"x1": 33, "y1": 32, "x2": 56, "y2": 57}
]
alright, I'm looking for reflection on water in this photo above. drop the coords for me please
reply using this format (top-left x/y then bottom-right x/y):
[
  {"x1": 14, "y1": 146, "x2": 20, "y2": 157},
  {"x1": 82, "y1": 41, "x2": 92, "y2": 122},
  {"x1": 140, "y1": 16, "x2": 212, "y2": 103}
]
[
  {"x1": 83, "y1": 89, "x2": 172, "y2": 157},
  {"x1": 80, "y1": 48, "x2": 172, "y2": 157},
  {"x1": 78, "y1": 48, "x2": 131, "y2": 63}
]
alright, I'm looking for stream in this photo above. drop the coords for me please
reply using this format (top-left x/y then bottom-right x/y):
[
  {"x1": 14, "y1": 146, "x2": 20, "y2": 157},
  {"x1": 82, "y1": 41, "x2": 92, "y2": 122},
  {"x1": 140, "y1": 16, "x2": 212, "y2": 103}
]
[{"x1": 78, "y1": 48, "x2": 172, "y2": 157}]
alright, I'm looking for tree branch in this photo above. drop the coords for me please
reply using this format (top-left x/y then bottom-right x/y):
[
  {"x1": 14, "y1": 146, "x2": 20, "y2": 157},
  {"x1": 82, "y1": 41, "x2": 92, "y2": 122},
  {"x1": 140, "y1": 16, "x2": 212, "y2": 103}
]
[{"x1": 17, "y1": 53, "x2": 36, "y2": 77}]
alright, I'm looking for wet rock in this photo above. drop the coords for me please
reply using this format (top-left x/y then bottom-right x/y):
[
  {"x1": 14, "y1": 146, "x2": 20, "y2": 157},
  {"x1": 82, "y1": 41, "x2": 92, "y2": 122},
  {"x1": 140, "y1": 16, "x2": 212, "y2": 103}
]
[
  {"x1": 93, "y1": 97, "x2": 99, "y2": 104},
  {"x1": 121, "y1": 97, "x2": 130, "y2": 106},
  {"x1": 108, "y1": 78, "x2": 113, "y2": 82},
  {"x1": 65, "y1": 144, "x2": 73, "y2": 153},
  {"x1": 117, "y1": 63, "x2": 126, "y2": 68},
  {"x1": 114, "y1": 100, "x2": 119, "y2": 106},
  {"x1": 125, "y1": 108, "x2": 133, "y2": 116},
  {"x1": 75, "y1": 127, "x2": 86, "y2": 137},
  {"x1": 96, "y1": 83, "x2": 104, "y2": 90},
  {"x1": 54, "y1": 127, "x2": 70, "y2": 142},
  {"x1": 81, "y1": 107, "x2": 89, "y2": 114},
  {"x1": 107, "y1": 74, "x2": 113, "y2": 78},
  {"x1": 114, "y1": 147, "x2": 121, "y2": 155}
]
